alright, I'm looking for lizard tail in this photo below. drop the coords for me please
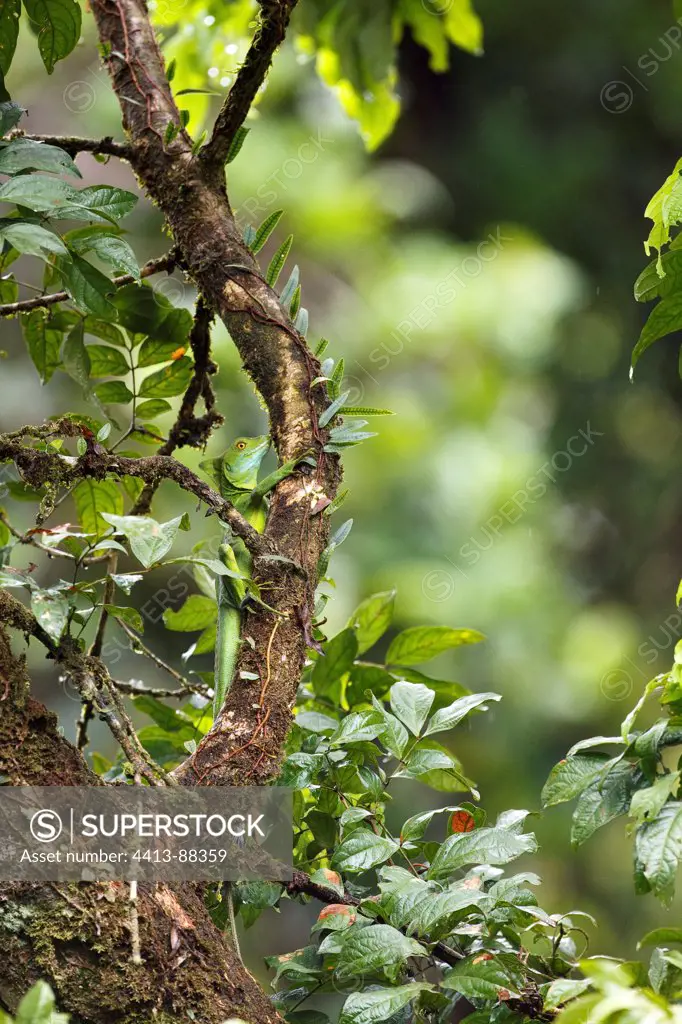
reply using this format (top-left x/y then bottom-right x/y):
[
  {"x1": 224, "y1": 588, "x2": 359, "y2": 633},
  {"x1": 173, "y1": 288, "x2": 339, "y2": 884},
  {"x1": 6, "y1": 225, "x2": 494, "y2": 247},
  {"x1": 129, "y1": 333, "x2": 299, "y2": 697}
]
[
  {"x1": 213, "y1": 539, "x2": 246, "y2": 718},
  {"x1": 213, "y1": 591, "x2": 241, "y2": 718}
]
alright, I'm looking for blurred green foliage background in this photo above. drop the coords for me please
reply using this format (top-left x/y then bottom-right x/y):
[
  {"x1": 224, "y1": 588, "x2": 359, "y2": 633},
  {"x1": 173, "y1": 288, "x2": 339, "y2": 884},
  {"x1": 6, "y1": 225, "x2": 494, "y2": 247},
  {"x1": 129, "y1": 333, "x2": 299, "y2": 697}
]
[{"x1": 2, "y1": 0, "x2": 682, "y2": 976}]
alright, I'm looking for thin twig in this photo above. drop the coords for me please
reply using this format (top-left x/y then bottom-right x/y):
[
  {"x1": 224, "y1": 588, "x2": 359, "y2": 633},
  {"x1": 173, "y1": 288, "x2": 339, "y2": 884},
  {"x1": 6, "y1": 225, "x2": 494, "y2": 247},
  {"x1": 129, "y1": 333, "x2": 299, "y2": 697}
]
[
  {"x1": 285, "y1": 869, "x2": 464, "y2": 967},
  {"x1": 131, "y1": 296, "x2": 222, "y2": 516},
  {"x1": 116, "y1": 619, "x2": 209, "y2": 696},
  {"x1": 8, "y1": 131, "x2": 133, "y2": 160},
  {"x1": 200, "y1": 0, "x2": 298, "y2": 169},
  {"x1": 0, "y1": 253, "x2": 176, "y2": 318}
]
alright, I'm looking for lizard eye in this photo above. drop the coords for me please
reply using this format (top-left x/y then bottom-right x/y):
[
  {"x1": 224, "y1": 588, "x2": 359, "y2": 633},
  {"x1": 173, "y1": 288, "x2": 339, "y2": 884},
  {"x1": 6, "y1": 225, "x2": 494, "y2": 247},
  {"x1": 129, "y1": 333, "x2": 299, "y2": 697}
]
[{"x1": 236, "y1": 441, "x2": 247, "y2": 450}]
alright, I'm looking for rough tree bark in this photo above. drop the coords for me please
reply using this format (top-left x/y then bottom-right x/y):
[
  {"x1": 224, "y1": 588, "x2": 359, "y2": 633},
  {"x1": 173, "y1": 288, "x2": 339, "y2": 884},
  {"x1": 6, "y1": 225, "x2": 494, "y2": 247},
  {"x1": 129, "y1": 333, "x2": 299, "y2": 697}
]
[{"x1": 0, "y1": 0, "x2": 342, "y2": 1018}]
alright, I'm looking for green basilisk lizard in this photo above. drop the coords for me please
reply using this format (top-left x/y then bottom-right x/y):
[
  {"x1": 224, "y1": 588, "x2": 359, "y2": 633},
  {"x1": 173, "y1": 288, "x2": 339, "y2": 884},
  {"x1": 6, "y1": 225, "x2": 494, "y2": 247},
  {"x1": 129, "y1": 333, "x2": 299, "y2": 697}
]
[{"x1": 200, "y1": 435, "x2": 310, "y2": 718}]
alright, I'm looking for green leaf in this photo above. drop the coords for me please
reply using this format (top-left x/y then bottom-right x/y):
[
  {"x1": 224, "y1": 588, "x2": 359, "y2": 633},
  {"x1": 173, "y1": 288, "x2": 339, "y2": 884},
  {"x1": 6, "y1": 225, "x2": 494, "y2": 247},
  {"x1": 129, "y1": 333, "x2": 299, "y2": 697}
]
[
  {"x1": 644, "y1": 157, "x2": 682, "y2": 261},
  {"x1": 329, "y1": 710, "x2": 385, "y2": 746},
  {"x1": 0, "y1": 173, "x2": 76, "y2": 212},
  {"x1": 442, "y1": 954, "x2": 522, "y2": 1001},
  {"x1": 22, "y1": 0, "x2": 81, "y2": 72},
  {"x1": 81, "y1": 316, "x2": 126, "y2": 346},
  {"x1": 280, "y1": 265, "x2": 299, "y2": 310},
  {"x1": 225, "y1": 124, "x2": 249, "y2": 164},
  {"x1": 139, "y1": 356, "x2": 193, "y2": 398},
  {"x1": 634, "y1": 250, "x2": 682, "y2": 303},
  {"x1": 58, "y1": 184, "x2": 138, "y2": 223},
  {"x1": 393, "y1": 745, "x2": 469, "y2": 790},
  {"x1": 427, "y1": 825, "x2": 537, "y2": 880},
  {"x1": 61, "y1": 320, "x2": 91, "y2": 387},
  {"x1": 20, "y1": 308, "x2": 62, "y2": 384},
  {"x1": 332, "y1": 829, "x2": 399, "y2": 874},
  {"x1": 342, "y1": 406, "x2": 393, "y2": 416},
  {"x1": 109, "y1": 572, "x2": 143, "y2": 594},
  {"x1": 338, "y1": 983, "x2": 432, "y2": 1024},
  {"x1": 0, "y1": 219, "x2": 68, "y2": 260},
  {"x1": 0, "y1": 100, "x2": 23, "y2": 135},
  {"x1": 635, "y1": 801, "x2": 682, "y2": 903},
  {"x1": 295, "y1": 710, "x2": 338, "y2": 734},
  {"x1": 103, "y1": 604, "x2": 144, "y2": 633},
  {"x1": 73, "y1": 479, "x2": 123, "y2": 536},
  {"x1": 319, "y1": 390, "x2": 351, "y2": 429},
  {"x1": 346, "y1": 663, "x2": 395, "y2": 706},
  {"x1": 632, "y1": 292, "x2": 682, "y2": 371},
  {"x1": 67, "y1": 227, "x2": 140, "y2": 280},
  {"x1": 266, "y1": 234, "x2": 293, "y2": 287},
  {"x1": 250, "y1": 209, "x2": 284, "y2": 254},
  {"x1": 389, "y1": 680, "x2": 434, "y2": 735},
  {"x1": 0, "y1": 137, "x2": 80, "y2": 176},
  {"x1": 347, "y1": 589, "x2": 395, "y2": 654},
  {"x1": 370, "y1": 694, "x2": 409, "y2": 758},
  {"x1": 312, "y1": 628, "x2": 358, "y2": 690},
  {"x1": 94, "y1": 381, "x2": 133, "y2": 404},
  {"x1": 100, "y1": 512, "x2": 185, "y2": 568},
  {"x1": 335, "y1": 924, "x2": 426, "y2": 982},
  {"x1": 57, "y1": 254, "x2": 116, "y2": 317},
  {"x1": 542, "y1": 754, "x2": 616, "y2": 808},
  {"x1": 410, "y1": 886, "x2": 488, "y2": 938},
  {"x1": 86, "y1": 343, "x2": 129, "y2": 377},
  {"x1": 630, "y1": 773, "x2": 680, "y2": 826},
  {"x1": 0, "y1": 0, "x2": 19, "y2": 76},
  {"x1": 137, "y1": 337, "x2": 187, "y2": 367},
  {"x1": 31, "y1": 589, "x2": 69, "y2": 642},
  {"x1": 16, "y1": 980, "x2": 65, "y2": 1024},
  {"x1": 113, "y1": 283, "x2": 166, "y2": 336},
  {"x1": 135, "y1": 398, "x2": 172, "y2": 419},
  {"x1": 444, "y1": 0, "x2": 484, "y2": 56},
  {"x1": 278, "y1": 752, "x2": 325, "y2": 788},
  {"x1": 571, "y1": 761, "x2": 637, "y2": 847},
  {"x1": 387, "y1": 625, "x2": 484, "y2": 666},
  {"x1": 132, "y1": 694, "x2": 193, "y2": 733},
  {"x1": 639, "y1": 927, "x2": 682, "y2": 948},
  {"x1": 423, "y1": 691, "x2": 500, "y2": 736},
  {"x1": 544, "y1": 978, "x2": 593, "y2": 1011},
  {"x1": 163, "y1": 594, "x2": 217, "y2": 632}
]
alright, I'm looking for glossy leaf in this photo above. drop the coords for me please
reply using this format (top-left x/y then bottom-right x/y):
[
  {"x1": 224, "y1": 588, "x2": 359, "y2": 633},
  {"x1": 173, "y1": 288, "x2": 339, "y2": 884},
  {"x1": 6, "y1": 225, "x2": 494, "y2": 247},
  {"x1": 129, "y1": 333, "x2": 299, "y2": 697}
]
[
  {"x1": 0, "y1": 137, "x2": 80, "y2": 176},
  {"x1": 100, "y1": 512, "x2": 185, "y2": 567},
  {"x1": 163, "y1": 594, "x2": 217, "y2": 632},
  {"x1": 389, "y1": 680, "x2": 434, "y2": 735},
  {"x1": 20, "y1": 309, "x2": 61, "y2": 384},
  {"x1": 335, "y1": 924, "x2": 426, "y2": 982},
  {"x1": 312, "y1": 628, "x2": 358, "y2": 690},
  {"x1": 427, "y1": 825, "x2": 537, "y2": 879},
  {"x1": 138, "y1": 356, "x2": 193, "y2": 398},
  {"x1": 347, "y1": 589, "x2": 395, "y2": 654},
  {"x1": 86, "y1": 344, "x2": 129, "y2": 377},
  {"x1": 423, "y1": 691, "x2": 500, "y2": 736},
  {"x1": 338, "y1": 983, "x2": 432, "y2": 1024},
  {"x1": 73, "y1": 480, "x2": 123, "y2": 536},
  {"x1": 0, "y1": 220, "x2": 68, "y2": 259},
  {"x1": 332, "y1": 830, "x2": 399, "y2": 873},
  {"x1": 23, "y1": 0, "x2": 81, "y2": 72},
  {"x1": 387, "y1": 625, "x2": 484, "y2": 666}
]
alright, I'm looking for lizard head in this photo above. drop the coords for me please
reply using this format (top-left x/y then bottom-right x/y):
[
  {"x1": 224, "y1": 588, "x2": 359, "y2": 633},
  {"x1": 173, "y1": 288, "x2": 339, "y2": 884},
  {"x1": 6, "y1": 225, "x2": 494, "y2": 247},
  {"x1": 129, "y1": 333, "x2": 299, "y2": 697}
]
[
  {"x1": 200, "y1": 435, "x2": 270, "y2": 490},
  {"x1": 224, "y1": 435, "x2": 270, "y2": 477}
]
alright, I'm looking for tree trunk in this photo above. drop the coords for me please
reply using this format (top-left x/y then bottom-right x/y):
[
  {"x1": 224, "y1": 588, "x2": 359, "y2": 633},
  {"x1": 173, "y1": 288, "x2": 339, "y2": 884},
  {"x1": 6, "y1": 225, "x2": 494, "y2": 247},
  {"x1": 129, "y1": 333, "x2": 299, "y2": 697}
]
[{"x1": 0, "y1": 629, "x2": 281, "y2": 1023}]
